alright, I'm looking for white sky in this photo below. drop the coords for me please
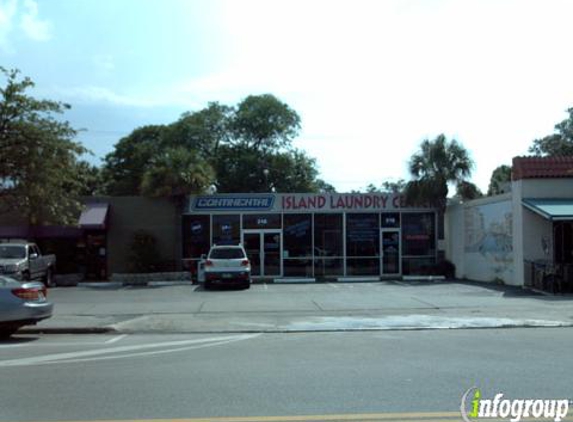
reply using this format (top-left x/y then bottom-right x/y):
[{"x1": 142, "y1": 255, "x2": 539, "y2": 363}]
[{"x1": 1, "y1": 0, "x2": 572, "y2": 193}]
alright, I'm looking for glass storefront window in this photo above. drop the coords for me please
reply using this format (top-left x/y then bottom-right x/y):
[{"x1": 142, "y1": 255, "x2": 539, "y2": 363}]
[
  {"x1": 243, "y1": 214, "x2": 281, "y2": 230},
  {"x1": 314, "y1": 258, "x2": 343, "y2": 277},
  {"x1": 314, "y1": 213, "x2": 343, "y2": 257},
  {"x1": 284, "y1": 259, "x2": 313, "y2": 277},
  {"x1": 346, "y1": 213, "x2": 379, "y2": 257},
  {"x1": 284, "y1": 214, "x2": 312, "y2": 258},
  {"x1": 182, "y1": 215, "x2": 210, "y2": 258},
  {"x1": 402, "y1": 212, "x2": 436, "y2": 256},
  {"x1": 212, "y1": 214, "x2": 240, "y2": 245},
  {"x1": 346, "y1": 258, "x2": 380, "y2": 276}
]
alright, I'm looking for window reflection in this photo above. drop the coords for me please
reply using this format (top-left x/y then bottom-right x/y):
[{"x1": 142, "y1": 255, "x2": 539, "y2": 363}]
[
  {"x1": 346, "y1": 213, "x2": 379, "y2": 257},
  {"x1": 314, "y1": 213, "x2": 343, "y2": 257},
  {"x1": 402, "y1": 213, "x2": 435, "y2": 256},
  {"x1": 284, "y1": 214, "x2": 312, "y2": 258}
]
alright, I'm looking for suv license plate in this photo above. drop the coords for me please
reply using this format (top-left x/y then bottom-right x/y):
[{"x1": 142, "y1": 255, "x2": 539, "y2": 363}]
[{"x1": 222, "y1": 273, "x2": 233, "y2": 279}]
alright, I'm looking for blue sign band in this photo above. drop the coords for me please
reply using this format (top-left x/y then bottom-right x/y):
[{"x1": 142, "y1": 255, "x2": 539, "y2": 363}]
[{"x1": 194, "y1": 196, "x2": 275, "y2": 211}]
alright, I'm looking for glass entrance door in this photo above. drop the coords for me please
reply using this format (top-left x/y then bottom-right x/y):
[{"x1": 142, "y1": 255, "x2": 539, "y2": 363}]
[
  {"x1": 381, "y1": 229, "x2": 401, "y2": 275},
  {"x1": 243, "y1": 233, "x2": 262, "y2": 277},
  {"x1": 242, "y1": 230, "x2": 282, "y2": 277}
]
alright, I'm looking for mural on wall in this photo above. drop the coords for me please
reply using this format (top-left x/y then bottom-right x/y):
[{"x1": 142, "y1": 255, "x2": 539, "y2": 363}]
[{"x1": 464, "y1": 201, "x2": 513, "y2": 282}]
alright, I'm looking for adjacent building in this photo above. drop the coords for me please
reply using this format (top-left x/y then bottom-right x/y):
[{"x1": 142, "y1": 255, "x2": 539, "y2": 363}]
[{"x1": 446, "y1": 156, "x2": 573, "y2": 291}]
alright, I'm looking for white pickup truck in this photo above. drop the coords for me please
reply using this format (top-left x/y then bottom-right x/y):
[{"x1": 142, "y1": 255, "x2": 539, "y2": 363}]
[{"x1": 0, "y1": 243, "x2": 56, "y2": 287}]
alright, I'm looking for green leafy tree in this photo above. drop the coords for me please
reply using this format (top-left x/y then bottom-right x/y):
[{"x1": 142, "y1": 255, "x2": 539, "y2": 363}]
[
  {"x1": 0, "y1": 67, "x2": 87, "y2": 225},
  {"x1": 102, "y1": 94, "x2": 320, "y2": 195},
  {"x1": 365, "y1": 179, "x2": 406, "y2": 194},
  {"x1": 163, "y1": 102, "x2": 232, "y2": 158},
  {"x1": 405, "y1": 134, "x2": 473, "y2": 212},
  {"x1": 268, "y1": 150, "x2": 320, "y2": 192},
  {"x1": 213, "y1": 145, "x2": 323, "y2": 193},
  {"x1": 455, "y1": 181, "x2": 483, "y2": 200},
  {"x1": 365, "y1": 183, "x2": 380, "y2": 193},
  {"x1": 140, "y1": 147, "x2": 215, "y2": 198},
  {"x1": 487, "y1": 164, "x2": 512, "y2": 196},
  {"x1": 529, "y1": 107, "x2": 573, "y2": 156},
  {"x1": 231, "y1": 94, "x2": 301, "y2": 151},
  {"x1": 73, "y1": 161, "x2": 103, "y2": 196},
  {"x1": 101, "y1": 125, "x2": 166, "y2": 195},
  {"x1": 314, "y1": 179, "x2": 337, "y2": 193}
]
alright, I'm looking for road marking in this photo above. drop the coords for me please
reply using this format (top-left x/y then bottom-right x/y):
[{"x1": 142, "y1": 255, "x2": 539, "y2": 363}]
[
  {"x1": 52, "y1": 337, "x2": 258, "y2": 365},
  {"x1": 105, "y1": 334, "x2": 128, "y2": 344},
  {"x1": 0, "y1": 334, "x2": 260, "y2": 367},
  {"x1": 263, "y1": 283, "x2": 268, "y2": 290},
  {"x1": 326, "y1": 283, "x2": 339, "y2": 290},
  {"x1": 28, "y1": 412, "x2": 573, "y2": 422}
]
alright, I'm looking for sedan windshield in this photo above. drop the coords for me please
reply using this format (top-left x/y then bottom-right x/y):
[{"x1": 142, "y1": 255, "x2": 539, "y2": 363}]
[
  {"x1": 0, "y1": 246, "x2": 26, "y2": 259},
  {"x1": 209, "y1": 248, "x2": 245, "y2": 259}
]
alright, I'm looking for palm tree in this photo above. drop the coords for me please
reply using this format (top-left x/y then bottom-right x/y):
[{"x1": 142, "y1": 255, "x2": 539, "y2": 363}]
[
  {"x1": 405, "y1": 134, "x2": 473, "y2": 212},
  {"x1": 140, "y1": 147, "x2": 215, "y2": 198}
]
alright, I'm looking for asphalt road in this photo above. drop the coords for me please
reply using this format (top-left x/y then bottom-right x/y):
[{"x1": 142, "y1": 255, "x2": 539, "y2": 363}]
[{"x1": 1, "y1": 328, "x2": 573, "y2": 422}]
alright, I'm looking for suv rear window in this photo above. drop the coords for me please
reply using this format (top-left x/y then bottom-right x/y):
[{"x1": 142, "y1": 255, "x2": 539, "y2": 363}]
[{"x1": 209, "y1": 248, "x2": 245, "y2": 259}]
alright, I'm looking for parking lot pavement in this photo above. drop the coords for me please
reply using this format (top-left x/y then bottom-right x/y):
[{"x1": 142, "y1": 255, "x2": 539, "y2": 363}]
[{"x1": 19, "y1": 281, "x2": 573, "y2": 334}]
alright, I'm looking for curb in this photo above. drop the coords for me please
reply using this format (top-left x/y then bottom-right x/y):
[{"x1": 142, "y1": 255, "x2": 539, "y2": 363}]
[
  {"x1": 18, "y1": 326, "x2": 117, "y2": 335},
  {"x1": 16, "y1": 322, "x2": 573, "y2": 335}
]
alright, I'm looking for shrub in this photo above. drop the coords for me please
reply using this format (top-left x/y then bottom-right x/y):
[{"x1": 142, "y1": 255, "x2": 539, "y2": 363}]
[
  {"x1": 128, "y1": 230, "x2": 162, "y2": 273},
  {"x1": 436, "y1": 260, "x2": 456, "y2": 279}
]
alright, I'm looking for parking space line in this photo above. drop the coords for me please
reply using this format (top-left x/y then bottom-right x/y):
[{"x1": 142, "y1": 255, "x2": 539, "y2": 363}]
[{"x1": 105, "y1": 334, "x2": 128, "y2": 344}]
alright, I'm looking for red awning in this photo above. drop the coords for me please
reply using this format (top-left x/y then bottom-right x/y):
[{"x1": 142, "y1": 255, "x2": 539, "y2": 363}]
[{"x1": 78, "y1": 203, "x2": 109, "y2": 230}]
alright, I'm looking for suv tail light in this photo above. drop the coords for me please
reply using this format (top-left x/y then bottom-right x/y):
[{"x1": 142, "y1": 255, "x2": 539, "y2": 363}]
[
  {"x1": 12, "y1": 287, "x2": 45, "y2": 301},
  {"x1": 241, "y1": 259, "x2": 250, "y2": 266},
  {"x1": 205, "y1": 260, "x2": 213, "y2": 267}
]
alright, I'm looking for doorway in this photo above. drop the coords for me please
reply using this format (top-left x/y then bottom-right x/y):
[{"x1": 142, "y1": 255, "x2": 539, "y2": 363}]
[
  {"x1": 381, "y1": 229, "x2": 401, "y2": 276},
  {"x1": 242, "y1": 230, "x2": 282, "y2": 278}
]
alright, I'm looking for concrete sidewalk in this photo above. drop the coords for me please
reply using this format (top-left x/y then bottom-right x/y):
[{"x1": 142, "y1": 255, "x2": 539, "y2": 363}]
[{"x1": 20, "y1": 280, "x2": 573, "y2": 334}]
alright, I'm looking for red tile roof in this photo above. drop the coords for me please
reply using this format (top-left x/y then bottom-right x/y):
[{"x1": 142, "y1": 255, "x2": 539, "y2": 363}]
[{"x1": 512, "y1": 156, "x2": 573, "y2": 180}]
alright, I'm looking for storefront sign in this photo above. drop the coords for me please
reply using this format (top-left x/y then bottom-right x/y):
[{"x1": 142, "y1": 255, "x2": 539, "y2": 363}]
[
  {"x1": 193, "y1": 195, "x2": 275, "y2": 211},
  {"x1": 281, "y1": 194, "x2": 405, "y2": 211},
  {"x1": 189, "y1": 193, "x2": 410, "y2": 213}
]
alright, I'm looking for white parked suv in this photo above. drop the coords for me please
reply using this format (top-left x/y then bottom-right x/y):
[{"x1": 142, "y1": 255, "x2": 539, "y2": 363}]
[{"x1": 203, "y1": 244, "x2": 251, "y2": 290}]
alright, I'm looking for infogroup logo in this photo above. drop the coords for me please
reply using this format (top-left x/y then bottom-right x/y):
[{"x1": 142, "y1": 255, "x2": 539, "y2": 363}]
[{"x1": 461, "y1": 387, "x2": 570, "y2": 422}]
